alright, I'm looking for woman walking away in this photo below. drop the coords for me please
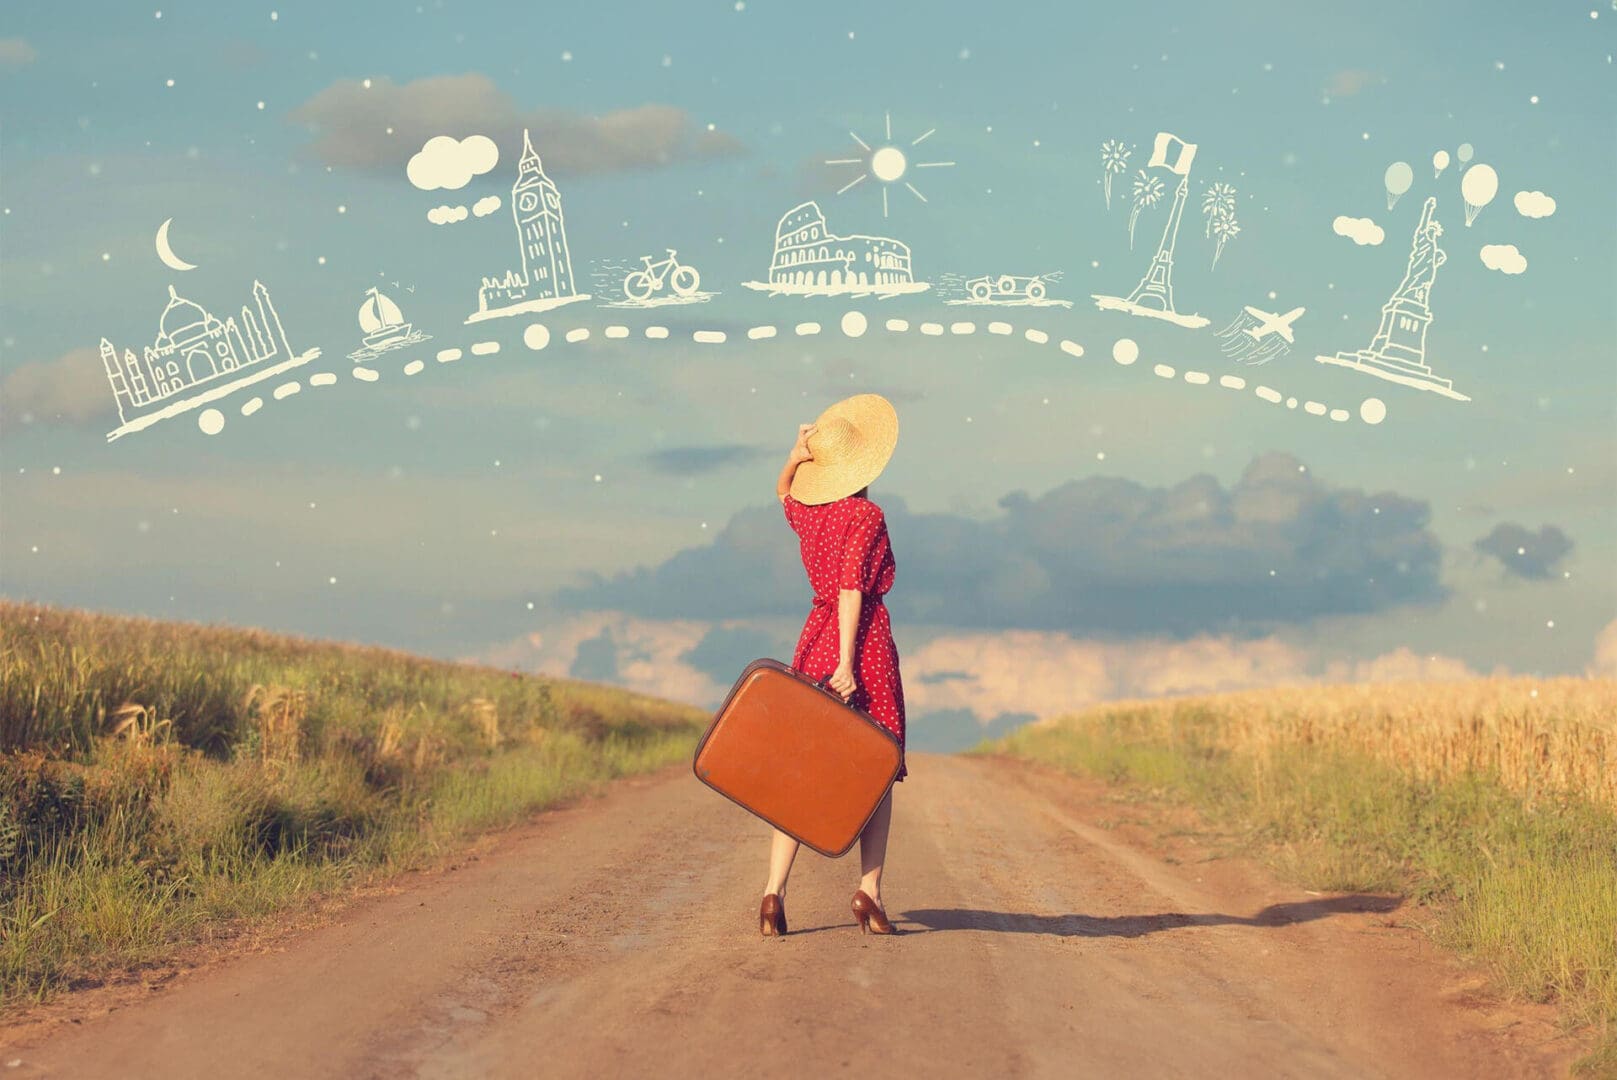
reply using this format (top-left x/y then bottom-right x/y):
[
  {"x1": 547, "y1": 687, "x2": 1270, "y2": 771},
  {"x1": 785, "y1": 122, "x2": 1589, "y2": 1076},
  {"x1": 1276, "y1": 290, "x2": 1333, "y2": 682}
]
[{"x1": 761, "y1": 393, "x2": 906, "y2": 938}]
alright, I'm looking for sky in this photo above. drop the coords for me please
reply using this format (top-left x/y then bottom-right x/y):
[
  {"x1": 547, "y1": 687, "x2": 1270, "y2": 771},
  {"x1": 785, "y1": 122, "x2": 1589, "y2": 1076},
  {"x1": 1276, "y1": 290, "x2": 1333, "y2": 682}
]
[{"x1": 2, "y1": 0, "x2": 1614, "y2": 751}]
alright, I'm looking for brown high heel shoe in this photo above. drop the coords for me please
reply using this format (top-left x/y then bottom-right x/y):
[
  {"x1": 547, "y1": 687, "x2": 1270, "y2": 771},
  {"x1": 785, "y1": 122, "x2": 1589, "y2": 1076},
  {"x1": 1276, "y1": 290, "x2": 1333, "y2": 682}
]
[
  {"x1": 851, "y1": 889, "x2": 899, "y2": 935},
  {"x1": 760, "y1": 893, "x2": 787, "y2": 937}
]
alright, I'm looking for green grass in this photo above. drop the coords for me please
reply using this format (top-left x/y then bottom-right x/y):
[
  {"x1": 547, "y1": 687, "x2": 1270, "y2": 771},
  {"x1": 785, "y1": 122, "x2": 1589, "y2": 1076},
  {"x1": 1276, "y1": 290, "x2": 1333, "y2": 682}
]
[
  {"x1": 0, "y1": 600, "x2": 705, "y2": 1011},
  {"x1": 982, "y1": 705, "x2": 1617, "y2": 1076}
]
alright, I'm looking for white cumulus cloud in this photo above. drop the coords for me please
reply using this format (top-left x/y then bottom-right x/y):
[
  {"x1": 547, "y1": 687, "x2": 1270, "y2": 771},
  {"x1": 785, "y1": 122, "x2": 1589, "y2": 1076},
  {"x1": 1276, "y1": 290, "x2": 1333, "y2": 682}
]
[
  {"x1": 472, "y1": 194, "x2": 501, "y2": 217},
  {"x1": 1332, "y1": 215, "x2": 1384, "y2": 246},
  {"x1": 1512, "y1": 190, "x2": 1556, "y2": 219},
  {"x1": 474, "y1": 611, "x2": 727, "y2": 706},
  {"x1": 407, "y1": 134, "x2": 499, "y2": 191},
  {"x1": 1479, "y1": 243, "x2": 1527, "y2": 275},
  {"x1": 426, "y1": 203, "x2": 469, "y2": 225}
]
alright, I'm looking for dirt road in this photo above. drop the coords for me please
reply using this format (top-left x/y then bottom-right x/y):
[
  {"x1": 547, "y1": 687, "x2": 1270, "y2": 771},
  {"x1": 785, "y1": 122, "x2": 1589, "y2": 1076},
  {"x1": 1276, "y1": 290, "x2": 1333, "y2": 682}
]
[{"x1": 2, "y1": 754, "x2": 1581, "y2": 1079}]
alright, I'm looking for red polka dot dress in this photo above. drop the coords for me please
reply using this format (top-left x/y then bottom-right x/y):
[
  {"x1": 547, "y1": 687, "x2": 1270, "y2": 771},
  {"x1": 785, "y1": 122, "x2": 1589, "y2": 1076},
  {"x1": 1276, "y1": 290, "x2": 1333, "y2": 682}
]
[{"x1": 782, "y1": 491, "x2": 907, "y2": 781}]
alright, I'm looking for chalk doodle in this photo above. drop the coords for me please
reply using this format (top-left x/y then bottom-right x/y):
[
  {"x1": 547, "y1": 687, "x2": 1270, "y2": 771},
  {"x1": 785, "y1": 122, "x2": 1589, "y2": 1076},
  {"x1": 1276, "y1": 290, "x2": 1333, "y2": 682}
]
[
  {"x1": 1333, "y1": 215, "x2": 1385, "y2": 246},
  {"x1": 596, "y1": 249, "x2": 717, "y2": 308},
  {"x1": 154, "y1": 218, "x2": 198, "y2": 272},
  {"x1": 1384, "y1": 161, "x2": 1413, "y2": 210},
  {"x1": 1201, "y1": 182, "x2": 1241, "y2": 269},
  {"x1": 941, "y1": 271, "x2": 1072, "y2": 307},
  {"x1": 101, "y1": 281, "x2": 321, "y2": 441},
  {"x1": 407, "y1": 134, "x2": 499, "y2": 191},
  {"x1": 1216, "y1": 304, "x2": 1305, "y2": 365},
  {"x1": 1460, "y1": 163, "x2": 1499, "y2": 226},
  {"x1": 1099, "y1": 139, "x2": 1131, "y2": 209},
  {"x1": 1479, "y1": 243, "x2": 1527, "y2": 275},
  {"x1": 348, "y1": 286, "x2": 431, "y2": 361},
  {"x1": 1127, "y1": 169, "x2": 1165, "y2": 249},
  {"x1": 1513, "y1": 190, "x2": 1556, "y2": 218},
  {"x1": 466, "y1": 129, "x2": 590, "y2": 324},
  {"x1": 1093, "y1": 132, "x2": 1212, "y2": 330},
  {"x1": 1316, "y1": 196, "x2": 1469, "y2": 401},
  {"x1": 824, "y1": 112, "x2": 955, "y2": 218},
  {"x1": 741, "y1": 201, "x2": 930, "y2": 298}
]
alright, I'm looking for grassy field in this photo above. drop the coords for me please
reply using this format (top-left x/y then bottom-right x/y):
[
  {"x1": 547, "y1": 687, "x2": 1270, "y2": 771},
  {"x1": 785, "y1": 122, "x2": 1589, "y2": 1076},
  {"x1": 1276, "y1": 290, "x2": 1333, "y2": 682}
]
[
  {"x1": 0, "y1": 600, "x2": 706, "y2": 1012},
  {"x1": 981, "y1": 677, "x2": 1617, "y2": 1076}
]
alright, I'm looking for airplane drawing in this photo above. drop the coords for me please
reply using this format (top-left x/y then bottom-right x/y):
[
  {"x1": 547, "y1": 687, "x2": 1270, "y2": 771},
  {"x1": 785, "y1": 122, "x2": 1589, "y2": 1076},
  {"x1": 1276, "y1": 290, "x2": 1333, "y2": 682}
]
[{"x1": 1242, "y1": 305, "x2": 1305, "y2": 344}]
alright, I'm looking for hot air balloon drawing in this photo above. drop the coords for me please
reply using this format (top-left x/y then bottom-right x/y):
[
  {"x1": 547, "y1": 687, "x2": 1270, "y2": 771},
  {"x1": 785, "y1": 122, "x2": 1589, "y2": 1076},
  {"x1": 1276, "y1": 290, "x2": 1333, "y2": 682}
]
[
  {"x1": 1461, "y1": 163, "x2": 1499, "y2": 227},
  {"x1": 1384, "y1": 161, "x2": 1414, "y2": 210}
]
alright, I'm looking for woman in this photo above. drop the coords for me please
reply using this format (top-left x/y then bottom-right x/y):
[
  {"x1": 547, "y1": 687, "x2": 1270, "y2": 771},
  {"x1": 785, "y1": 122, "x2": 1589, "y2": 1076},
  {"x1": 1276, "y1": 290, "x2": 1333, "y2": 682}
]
[{"x1": 761, "y1": 392, "x2": 906, "y2": 938}]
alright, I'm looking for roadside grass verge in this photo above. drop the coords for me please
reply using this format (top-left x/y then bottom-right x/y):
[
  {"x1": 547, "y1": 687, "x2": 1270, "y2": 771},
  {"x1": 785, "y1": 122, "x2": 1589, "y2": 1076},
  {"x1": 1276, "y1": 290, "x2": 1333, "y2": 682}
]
[
  {"x1": 977, "y1": 677, "x2": 1617, "y2": 1075},
  {"x1": 0, "y1": 600, "x2": 705, "y2": 1012}
]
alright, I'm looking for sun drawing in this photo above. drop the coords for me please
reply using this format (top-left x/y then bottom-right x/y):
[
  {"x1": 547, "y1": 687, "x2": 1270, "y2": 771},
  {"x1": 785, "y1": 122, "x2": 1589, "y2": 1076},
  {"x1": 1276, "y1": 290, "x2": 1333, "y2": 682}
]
[{"x1": 825, "y1": 112, "x2": 955, "y2": 217}]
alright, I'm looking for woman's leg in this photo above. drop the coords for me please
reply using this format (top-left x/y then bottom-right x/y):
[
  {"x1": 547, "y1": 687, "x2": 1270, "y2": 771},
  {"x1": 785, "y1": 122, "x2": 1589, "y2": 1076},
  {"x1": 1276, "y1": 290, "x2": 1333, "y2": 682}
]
[
  {"x1": 765, "y1": 828, "x2": 799, "y2": 898},
  {"x1": 857, "y1": 789, "x2": 893, "y2": 905}
]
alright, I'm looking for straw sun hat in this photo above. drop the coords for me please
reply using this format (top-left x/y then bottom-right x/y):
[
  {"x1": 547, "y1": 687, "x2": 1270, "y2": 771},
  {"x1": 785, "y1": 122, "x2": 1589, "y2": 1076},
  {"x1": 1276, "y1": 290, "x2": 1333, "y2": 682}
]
[{"x1": 789, "y1": 393, "x2": 899, "y2": 505}]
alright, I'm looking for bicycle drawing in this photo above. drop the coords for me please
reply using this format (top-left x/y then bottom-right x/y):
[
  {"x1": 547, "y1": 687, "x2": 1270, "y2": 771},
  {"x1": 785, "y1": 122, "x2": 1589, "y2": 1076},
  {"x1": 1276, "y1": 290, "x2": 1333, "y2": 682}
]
[{"x1": 598, "y1": 249, "x2": 716, "y2": 308}]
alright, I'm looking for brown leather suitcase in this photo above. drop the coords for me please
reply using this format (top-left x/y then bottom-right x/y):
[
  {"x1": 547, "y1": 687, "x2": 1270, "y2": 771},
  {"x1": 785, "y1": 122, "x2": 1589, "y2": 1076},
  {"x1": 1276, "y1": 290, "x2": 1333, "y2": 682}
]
[{"x1": 693, "y1": 658, "x2": 903, "y2": 857}]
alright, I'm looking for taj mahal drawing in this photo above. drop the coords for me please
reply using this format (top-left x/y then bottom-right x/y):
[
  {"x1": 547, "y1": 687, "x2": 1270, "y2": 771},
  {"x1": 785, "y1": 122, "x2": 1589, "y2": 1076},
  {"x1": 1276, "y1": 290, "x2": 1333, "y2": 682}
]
[
  {"x1": 100, "y1": 279, "x2": 317, "y2": 440},
  {"x1": 467, "y1": 128, "x2": 590, "y2": 323}
]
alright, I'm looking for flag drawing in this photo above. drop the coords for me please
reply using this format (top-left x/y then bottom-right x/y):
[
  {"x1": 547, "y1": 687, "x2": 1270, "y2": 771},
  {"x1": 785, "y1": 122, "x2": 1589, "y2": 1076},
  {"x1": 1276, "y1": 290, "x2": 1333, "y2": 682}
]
[{"x1": 1146, "y1": 132, "x2": 1198, "y2": 176}]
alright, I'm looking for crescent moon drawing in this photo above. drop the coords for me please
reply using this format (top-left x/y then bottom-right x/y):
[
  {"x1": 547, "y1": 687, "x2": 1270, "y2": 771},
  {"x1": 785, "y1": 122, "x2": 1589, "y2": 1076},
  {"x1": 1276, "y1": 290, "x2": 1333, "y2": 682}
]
[{"x1": 155, "y1": 218, "x2": 198, "y2": 271}]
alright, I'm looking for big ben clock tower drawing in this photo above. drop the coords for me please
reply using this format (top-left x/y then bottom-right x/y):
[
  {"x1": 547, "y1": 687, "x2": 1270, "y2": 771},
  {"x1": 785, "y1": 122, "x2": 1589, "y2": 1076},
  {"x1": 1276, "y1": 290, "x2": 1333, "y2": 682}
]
[{"x1": 468, "y1": 128, "x2": 589, "y2": 323}]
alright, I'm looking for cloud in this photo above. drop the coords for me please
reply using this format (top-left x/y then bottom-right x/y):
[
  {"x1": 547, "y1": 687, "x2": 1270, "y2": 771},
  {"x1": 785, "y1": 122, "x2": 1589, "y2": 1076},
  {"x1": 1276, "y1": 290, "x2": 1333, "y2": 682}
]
[
  {"x1": 0, "y1": 348, "x2": 110, "y2": 431},
  {"x1": 426, "y1": 203, "x2": 469, "y2": 225},
  {"x1": 1479, "y1": 243, "x2": 1527, "y2": 275},
  {"x1": 1324, "y1": 69, "x2": 1382, "y2": 97},
  {"x1": 1332, "y1": 215, "x2": 1384, "y2": 246},
  {"x1": 903, "y1": 631, "x2": 1477, "y2": 722},
  {"x1": 476, "y1": 614, "x2": 1478, "y2": 726},
  {"x1": 475, "y1": 611, "x2": 728, "y2": 706},
  {"x1": 406, "y1": 134, "x2": 499, "y2": 191},
  {"x1": 472, "y1": 194, "x2": 501, "y2": 217},
  {"x1": 0, "y1": 38, "x2": 36, "y2": 67},
  {"x1": 1472, "y1": 522, "x2": 1573, "y2": 579},
  {"x1": 557, "y1": 452, "x2": 1447, "y2": 636},
  {"x1": 1589, "y1": 619, "x2": 1617, "y2": 679},
  {"x1": 289, "y1": 74, "x2": 744, "y2": 176},
  {"x1": 1513, "y1": 190, "x2": 1556, "y2": 219},
  {"x1": 642, "y1": 443, "x2": 769, "y2": 475},
  {"x1": 1329, "y1": 646, "x2": 1477, "y2": 684}
]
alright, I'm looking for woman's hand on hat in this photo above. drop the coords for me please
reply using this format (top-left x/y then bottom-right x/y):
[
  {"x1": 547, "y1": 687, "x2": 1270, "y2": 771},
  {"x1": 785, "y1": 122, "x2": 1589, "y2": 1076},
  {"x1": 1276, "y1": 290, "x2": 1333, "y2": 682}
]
[{"x1": 788, "y1": 423, "x2": 817, "y2": 465}]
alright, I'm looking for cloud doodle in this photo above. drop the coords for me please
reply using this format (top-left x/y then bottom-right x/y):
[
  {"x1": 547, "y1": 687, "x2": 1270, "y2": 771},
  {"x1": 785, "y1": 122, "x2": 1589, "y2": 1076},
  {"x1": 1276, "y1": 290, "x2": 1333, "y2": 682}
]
[
  {"x1": 1332, "y1": 215, "x2": 1384, "y2": 246},
  {"x1": 1513, "y1": 190, "x2": 1556, "y2": 219},
  {"x1": 1473, "y1": 522, "x2": 1573, "y2": 579},
  {"x1": 426, "y1": 204, "x2": 469, "y2": 225},
  {"x1": 406, "y1": 134, "x2": 499, "y2": 191},
  {"x1": 472, "y1": 194, "x2": 502, "y2": 217},
  {"x1": 555, "y1": 452, "x2": 1448, "y2": 636},
  {"x1": 1479, "y1": 243, "x2": 1527, "y2": 274},
  {"x1": 290, "y1": 74, "x2": 744, "y2": 176}
]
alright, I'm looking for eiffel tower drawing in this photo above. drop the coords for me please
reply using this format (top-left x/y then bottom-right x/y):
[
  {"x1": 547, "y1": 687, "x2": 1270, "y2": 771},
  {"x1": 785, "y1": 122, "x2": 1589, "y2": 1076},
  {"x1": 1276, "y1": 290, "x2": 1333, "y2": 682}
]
[{"x1": 1092, "y1": 132, "x2": 1211, "y2": 330}]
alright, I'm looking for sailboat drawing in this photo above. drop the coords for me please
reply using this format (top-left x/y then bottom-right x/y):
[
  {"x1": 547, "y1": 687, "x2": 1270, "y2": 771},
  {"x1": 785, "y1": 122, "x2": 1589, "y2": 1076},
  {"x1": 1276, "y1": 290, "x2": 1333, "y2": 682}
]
[{"x1": 348, "y1": 286, "x2": 430, "y2": 361}]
